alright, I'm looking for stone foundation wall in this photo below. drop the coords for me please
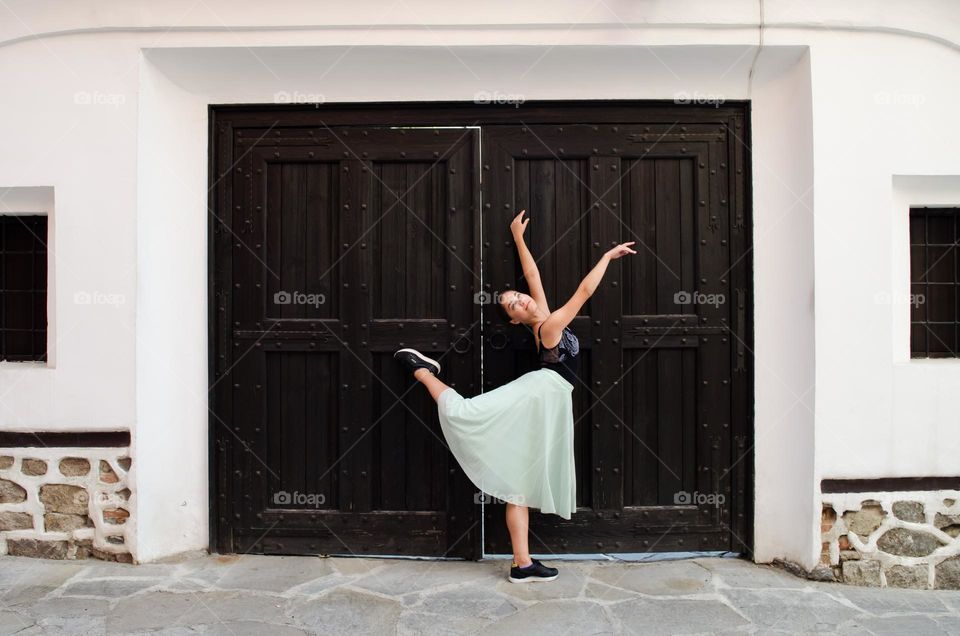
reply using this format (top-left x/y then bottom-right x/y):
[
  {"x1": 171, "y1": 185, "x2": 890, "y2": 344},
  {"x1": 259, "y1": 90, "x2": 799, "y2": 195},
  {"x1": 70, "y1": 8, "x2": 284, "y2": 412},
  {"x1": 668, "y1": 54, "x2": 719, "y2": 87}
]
[
  {"x1": 0, "y1": 448, "x2": 134, "y2": 562},
  {"x1": 819, "y1": 491, "x2": 960, "y2": 589}
]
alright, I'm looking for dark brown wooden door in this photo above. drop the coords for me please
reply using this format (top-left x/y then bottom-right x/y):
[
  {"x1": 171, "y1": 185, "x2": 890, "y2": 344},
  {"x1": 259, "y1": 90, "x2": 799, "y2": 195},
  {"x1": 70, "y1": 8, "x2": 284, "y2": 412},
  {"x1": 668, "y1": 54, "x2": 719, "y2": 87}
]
[
  {"x1": 211, "y1": 102, "x2": 753, "y2": 560},
  {"x1": 211, "y1": 121, "x2": 482, "y2": 557},
  {"x1": 481, "y1": 116, "x2": 752, "y2": 555}
]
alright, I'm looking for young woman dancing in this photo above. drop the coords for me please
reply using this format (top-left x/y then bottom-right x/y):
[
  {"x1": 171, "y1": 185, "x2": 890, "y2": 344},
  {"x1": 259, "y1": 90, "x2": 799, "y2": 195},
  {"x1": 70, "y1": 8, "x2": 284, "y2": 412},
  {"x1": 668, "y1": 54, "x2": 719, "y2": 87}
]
[{"x1": 394, "y1": 210, "x2": 636, "y2": 583}]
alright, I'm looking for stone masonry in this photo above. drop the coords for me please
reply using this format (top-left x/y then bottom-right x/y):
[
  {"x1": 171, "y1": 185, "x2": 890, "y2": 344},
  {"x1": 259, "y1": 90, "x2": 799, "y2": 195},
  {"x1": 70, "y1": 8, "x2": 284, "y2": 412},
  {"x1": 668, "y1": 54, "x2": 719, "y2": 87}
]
[
  {"x1": 819, "y1": 491, "x2": 960, "y2": 589},
  {"x1": 0, "y1": 448, "x2": 134, "y2": 563}
]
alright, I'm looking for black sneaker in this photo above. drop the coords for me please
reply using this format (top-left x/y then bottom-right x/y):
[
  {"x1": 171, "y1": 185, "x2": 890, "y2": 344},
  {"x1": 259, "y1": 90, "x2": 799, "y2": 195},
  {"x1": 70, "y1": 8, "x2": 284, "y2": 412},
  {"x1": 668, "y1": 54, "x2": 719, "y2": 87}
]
[
  {"x1": 393, "y1": 348, "x2": 441, "y2": 376},
  {"x1": 508, "y1": 558, "x2": 559, "y2": 583}
]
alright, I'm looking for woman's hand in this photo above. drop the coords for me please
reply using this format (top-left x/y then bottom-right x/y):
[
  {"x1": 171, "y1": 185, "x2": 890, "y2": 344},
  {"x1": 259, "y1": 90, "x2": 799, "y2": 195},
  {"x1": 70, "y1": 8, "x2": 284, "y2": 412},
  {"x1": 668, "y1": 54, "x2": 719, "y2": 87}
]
[
  {"x1": 510, "y1": 209, "x2": 529, "y2": 239},
  {"x1": 605, "y1": 241, "x2": 637, "y2": 260}
]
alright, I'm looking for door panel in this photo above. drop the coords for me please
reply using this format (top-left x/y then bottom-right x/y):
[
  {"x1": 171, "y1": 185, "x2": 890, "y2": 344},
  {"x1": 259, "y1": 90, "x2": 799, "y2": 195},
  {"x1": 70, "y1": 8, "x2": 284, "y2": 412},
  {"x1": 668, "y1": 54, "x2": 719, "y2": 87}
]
[
  {"x1": 481, "y1": 118, "x2": 750, "y2": 554},
  {"x1": 212, "y1": 124, "x2": 482, "y2": 557},
  {"x1": 265, "y1": 162, "x2": 339, "y2": 321}
]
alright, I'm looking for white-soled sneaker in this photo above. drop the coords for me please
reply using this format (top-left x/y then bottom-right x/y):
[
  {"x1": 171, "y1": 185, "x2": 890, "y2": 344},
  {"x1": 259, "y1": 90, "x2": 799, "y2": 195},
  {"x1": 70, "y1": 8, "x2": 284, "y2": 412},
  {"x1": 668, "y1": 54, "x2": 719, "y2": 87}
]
[
  {"x1": 508, "y1": 559, "x2": 559, "y2": 583},
  {"x1": 393, "y1": 348, "x2": 441, "y2": 377}
]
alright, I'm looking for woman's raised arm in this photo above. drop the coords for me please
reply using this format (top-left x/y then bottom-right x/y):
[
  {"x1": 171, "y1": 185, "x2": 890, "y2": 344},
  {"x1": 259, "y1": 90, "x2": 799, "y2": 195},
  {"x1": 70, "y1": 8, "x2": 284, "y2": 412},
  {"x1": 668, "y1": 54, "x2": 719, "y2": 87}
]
[
  {"x1": 509, "y1": 210, "x2": 550, "y2": 313},
  {"x1": 538, "y1": 241, "x2": 637, "y2": 348}
]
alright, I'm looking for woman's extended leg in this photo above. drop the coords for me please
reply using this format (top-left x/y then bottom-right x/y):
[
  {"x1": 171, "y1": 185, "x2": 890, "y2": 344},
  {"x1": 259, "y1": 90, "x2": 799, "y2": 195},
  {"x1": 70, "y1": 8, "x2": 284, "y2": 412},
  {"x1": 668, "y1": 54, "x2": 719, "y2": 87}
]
[
  {"x1": 506, "y1": 503, "x2": 533, "y2": 567},
  {"x1": 413, "y1": 368, "x2": 451, "y2": 403}
]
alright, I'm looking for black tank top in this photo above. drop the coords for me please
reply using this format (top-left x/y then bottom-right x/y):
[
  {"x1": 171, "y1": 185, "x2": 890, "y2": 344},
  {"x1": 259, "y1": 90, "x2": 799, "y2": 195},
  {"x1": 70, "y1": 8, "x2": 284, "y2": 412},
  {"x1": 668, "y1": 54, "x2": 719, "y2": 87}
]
[{"x1": 537, "y1": 323, "x2": 580, "y2": 388}]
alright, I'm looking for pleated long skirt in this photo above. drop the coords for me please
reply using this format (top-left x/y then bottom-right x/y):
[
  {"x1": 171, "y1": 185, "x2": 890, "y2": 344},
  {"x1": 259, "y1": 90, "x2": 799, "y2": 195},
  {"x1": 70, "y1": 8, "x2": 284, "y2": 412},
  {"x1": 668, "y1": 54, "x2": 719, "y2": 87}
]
[{"x1": 436, "y1": 368, "x2": 576, "y2": 520}]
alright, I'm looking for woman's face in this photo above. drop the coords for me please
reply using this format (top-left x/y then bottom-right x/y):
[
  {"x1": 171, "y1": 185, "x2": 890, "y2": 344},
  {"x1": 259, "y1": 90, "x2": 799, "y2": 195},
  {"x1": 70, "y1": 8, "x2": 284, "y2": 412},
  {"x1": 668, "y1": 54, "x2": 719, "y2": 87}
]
[{"x1": 501, "y1": 290, "x2": 538, "y2": 324}]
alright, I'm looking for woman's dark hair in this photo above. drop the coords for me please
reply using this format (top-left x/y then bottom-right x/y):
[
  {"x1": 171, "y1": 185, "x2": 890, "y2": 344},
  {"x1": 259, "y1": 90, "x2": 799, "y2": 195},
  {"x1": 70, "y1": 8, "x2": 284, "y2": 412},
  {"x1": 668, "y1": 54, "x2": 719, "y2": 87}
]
[{"x1": 492, "y1": 292, "x2": 512, "y2": 323}]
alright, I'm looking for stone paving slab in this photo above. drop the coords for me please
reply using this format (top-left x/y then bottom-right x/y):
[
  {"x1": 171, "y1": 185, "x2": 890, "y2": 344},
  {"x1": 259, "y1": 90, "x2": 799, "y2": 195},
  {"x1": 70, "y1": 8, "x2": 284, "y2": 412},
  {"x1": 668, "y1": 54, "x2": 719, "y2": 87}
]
[{"x1": 0, "y1": 554, "x2": 959, "y2": 634}]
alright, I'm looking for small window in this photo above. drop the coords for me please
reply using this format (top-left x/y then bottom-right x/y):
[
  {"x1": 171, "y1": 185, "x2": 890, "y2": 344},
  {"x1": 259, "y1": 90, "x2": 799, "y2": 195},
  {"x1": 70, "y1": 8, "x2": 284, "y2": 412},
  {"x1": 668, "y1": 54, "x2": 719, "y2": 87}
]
[
  {"x1": 1, "y1": 215, "x2": 47, "y2": 361},
  {"x1": 910, "y1": 207, "x2": 959, "y2": 358}
]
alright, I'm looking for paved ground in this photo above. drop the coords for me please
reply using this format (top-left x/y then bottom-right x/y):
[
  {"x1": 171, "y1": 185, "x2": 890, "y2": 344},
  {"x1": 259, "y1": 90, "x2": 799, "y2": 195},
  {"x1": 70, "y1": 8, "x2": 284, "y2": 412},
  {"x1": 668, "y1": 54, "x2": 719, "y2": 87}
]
[{"x1": 1, "y1": 554, "x2": 960, "y2": 635}]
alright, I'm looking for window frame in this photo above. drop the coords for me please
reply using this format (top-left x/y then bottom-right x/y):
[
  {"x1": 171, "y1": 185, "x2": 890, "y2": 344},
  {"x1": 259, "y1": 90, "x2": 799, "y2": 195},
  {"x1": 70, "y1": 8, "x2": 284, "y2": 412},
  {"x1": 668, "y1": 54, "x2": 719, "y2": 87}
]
[
  {"x1": 0, "y1": 214, "x2": 49, "y2": 362},
  {"x1": 909, "y1": 206, "x2": 959, "y2": 359}
]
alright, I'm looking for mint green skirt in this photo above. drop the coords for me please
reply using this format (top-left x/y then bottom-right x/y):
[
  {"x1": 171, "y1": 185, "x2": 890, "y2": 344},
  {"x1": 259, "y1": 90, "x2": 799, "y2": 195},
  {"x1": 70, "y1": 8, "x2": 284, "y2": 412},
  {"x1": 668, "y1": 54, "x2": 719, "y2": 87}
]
[{"x1": 437, "y1": 368, "x2": 576, "y2": 519}]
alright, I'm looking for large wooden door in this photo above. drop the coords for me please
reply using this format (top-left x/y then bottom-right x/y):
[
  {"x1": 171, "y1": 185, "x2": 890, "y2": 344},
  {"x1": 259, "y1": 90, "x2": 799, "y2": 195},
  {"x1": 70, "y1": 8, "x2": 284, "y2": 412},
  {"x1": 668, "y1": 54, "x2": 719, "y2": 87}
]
[
  {"x1": 211, "y1": 102, "x2": 753, "y2": 559},
  {"x1": 210, "y1": 119, "x2": 482, "y2": 557},
  {"x1": 481, "y1": 115, "x2": 752, "y2": 555}
]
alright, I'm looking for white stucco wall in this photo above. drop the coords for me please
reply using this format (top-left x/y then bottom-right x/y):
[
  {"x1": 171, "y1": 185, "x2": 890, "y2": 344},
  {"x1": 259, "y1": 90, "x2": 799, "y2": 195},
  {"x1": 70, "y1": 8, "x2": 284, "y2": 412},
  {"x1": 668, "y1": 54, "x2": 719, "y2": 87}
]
[
  {"x1": 0, "y1": 1, "x2": 957, "y2": 566},
  {"x1": 810, "y1": 36, "x2": 960, "y2": 478}
]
